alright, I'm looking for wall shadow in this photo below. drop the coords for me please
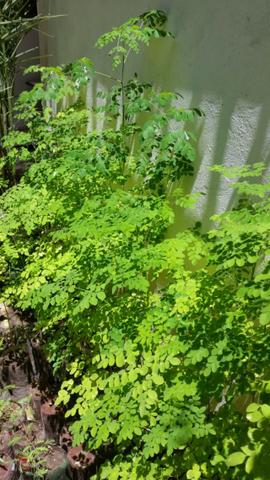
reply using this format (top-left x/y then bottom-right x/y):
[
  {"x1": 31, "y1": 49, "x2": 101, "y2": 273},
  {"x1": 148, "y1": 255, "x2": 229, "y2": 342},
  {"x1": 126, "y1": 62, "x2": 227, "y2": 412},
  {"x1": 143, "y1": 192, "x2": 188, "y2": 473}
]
[{"x1": 141, "y1": 0, "x2": 270, "y2": 228}]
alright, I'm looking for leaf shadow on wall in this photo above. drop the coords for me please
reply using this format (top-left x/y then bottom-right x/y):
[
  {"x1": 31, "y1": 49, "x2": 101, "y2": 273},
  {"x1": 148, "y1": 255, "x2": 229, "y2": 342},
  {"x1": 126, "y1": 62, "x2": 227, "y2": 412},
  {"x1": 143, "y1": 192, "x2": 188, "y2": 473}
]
[{"x1": 139, "y1": 0, "x2": 270, "y2": 231}]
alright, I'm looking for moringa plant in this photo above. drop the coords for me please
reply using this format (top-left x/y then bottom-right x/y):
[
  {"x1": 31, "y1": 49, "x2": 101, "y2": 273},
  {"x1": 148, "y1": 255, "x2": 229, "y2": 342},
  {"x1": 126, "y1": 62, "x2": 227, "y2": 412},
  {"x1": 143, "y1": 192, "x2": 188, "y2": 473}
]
[
  {"x1": 95, "y1": 9, "x2": 173, "y2": 129},
  {"x1": 0, "y1": 0, "x2": 58, "y2": 157}
]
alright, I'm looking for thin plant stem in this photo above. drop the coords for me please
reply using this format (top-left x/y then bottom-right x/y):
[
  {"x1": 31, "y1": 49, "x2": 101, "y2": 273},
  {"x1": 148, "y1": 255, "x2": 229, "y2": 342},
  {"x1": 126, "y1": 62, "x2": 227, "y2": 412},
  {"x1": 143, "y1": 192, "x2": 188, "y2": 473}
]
[
  {"x1": 95, "y1": 70, "x2": 121, "y2": 84},
  {"x1": 121, "y1": 54, "x2": 125, "y2": 129}
]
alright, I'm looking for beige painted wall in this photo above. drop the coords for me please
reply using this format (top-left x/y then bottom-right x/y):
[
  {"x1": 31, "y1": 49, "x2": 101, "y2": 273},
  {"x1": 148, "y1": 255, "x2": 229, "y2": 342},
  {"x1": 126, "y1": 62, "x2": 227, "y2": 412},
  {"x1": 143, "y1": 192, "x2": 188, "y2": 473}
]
[{"x1": 37, "y1": 0, "x2": 270, "y2": 228}]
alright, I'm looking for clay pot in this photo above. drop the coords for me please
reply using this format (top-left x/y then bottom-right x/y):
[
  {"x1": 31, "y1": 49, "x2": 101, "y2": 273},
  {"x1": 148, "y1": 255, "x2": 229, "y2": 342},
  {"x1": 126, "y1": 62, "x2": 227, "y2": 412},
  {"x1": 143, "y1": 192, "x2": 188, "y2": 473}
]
[
  {"x1": 40, "y1": 401, "x2": 64, "y2": 443},
  {"x1": 67, "y1": 446, "x2": 95, "y2": 480}
]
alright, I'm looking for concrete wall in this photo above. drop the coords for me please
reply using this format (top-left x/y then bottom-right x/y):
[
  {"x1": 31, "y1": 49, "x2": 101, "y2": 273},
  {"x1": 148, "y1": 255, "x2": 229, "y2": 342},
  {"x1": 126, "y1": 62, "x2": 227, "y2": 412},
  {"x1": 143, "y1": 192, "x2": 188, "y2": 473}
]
[{"x1": 37, "y1": 0, "x2": 270, "y2": 228}]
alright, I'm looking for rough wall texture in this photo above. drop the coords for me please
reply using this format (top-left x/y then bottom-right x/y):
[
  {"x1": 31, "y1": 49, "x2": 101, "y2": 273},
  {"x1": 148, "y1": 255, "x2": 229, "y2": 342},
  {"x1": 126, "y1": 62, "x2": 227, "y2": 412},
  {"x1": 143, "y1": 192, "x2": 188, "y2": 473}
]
[{"x1": 37, "y1": 0, "x2": 270, "y2": 228}]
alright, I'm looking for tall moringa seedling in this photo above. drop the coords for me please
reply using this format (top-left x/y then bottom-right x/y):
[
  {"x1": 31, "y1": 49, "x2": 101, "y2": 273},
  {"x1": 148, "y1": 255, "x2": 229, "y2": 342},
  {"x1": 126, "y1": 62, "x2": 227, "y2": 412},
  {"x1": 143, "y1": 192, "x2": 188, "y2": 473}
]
[
  {"x1": 95, "y1": 9, "x2": 203, "y2": 190},
  {"x1": 95, "y1": 10, "x2": 173, "y2": 127}
]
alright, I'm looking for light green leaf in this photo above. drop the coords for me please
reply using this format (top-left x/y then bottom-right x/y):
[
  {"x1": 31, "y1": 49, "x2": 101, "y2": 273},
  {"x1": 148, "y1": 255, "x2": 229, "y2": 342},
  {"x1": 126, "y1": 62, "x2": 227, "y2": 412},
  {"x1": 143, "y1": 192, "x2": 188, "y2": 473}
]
[
  {"x1": 245, "y1": 455, "x2": 255, "y2": 474},
  {"x1": 246, "y1": 410, "x2": 263, "y2": 423},
  {"x1": 227, "y1": 451, "x2": 246, "y2": 467},
  {"x1": 116, "y1": 352, "x2": 125, "y2": 368},
  {"x1": 152, "y1": 373, "x2": 164, "y2": 386},
  {"x1": 259, "y1": 304, "x2": 270, "y2": 325},
  {"x1": 261, "y1": 404, "x2": 270, "y2": 419}
]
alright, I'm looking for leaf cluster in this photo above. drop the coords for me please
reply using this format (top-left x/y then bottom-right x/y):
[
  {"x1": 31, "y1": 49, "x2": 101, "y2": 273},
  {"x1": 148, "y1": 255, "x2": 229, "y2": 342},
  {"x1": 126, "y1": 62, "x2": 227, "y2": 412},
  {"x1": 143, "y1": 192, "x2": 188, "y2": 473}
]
[{"x1": 96, "y1": 10, "x2": 173, "y2": 69}]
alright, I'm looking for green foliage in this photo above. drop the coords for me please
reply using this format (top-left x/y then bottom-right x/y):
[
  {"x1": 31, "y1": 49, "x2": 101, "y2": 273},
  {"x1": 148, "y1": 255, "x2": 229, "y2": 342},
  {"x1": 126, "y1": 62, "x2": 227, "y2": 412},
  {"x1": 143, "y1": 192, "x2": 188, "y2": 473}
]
[
  {"x1": 1, "y1": 9, "x2": 270, "y2": 480},
  {"x1": 0, "y1": 395, "x2": 25, "y2": 427},
  {"x1": 226, "y1": 400, "x2": 270, "y2": 478},
  {"x1": 55, "y1": 232, "x2": 211, "y2": 460},
  {"x1": 1, "y1": 14, "x2": 198, "y2": 191},
  {"x1": 96, "y1": 10, "x2": 173, "y2": 69},
  {"x1": 0, "y1": 395, "x2": 51, "y2": 479},
  {"x1": 17, "y1": 441, "x2": 52, "y2": 479},
  {"x1": 96, "y1": 82, "x2": 199, "y2": 187},
  {"x1": 0, "y1": 57, "x2": 94, "y2": 190}
]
